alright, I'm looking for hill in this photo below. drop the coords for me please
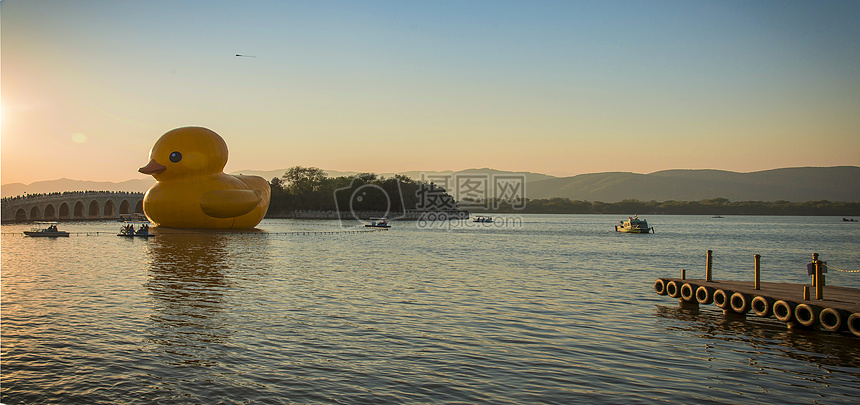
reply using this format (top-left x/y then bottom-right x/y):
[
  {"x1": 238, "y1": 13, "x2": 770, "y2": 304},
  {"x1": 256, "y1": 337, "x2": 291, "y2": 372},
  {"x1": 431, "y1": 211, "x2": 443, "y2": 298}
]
[
  {"x1": 1, "y1": 178, "x2": 156, "y2": 198},
  {"x1": 525, "y1": 166, "x2": 860, "y2": 202}
]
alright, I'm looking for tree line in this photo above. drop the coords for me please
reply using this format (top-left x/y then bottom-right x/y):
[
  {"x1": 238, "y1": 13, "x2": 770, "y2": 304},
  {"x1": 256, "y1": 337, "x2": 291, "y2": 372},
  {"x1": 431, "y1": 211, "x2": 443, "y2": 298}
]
[
  {"x1": 267, "y1": 168, "x2": 859, "y2": 217},
  {"x1": 266, "y1": 167, "x2": 458, "y2": 216},
  {"x1": 489, "y1": 197, "x2": 860, "y2": 216}
]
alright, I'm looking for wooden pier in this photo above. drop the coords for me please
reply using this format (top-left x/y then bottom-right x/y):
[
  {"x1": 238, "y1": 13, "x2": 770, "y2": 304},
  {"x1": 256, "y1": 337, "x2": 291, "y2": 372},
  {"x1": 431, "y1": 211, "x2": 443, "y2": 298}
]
[{"x1": 655, "y1": 252, "x2": 860, "y2": 338}]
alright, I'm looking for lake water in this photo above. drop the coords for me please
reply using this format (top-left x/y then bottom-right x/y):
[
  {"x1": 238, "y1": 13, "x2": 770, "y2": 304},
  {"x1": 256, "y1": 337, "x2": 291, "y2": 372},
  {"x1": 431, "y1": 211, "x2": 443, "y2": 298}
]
[{"x1": 2, "y1": 215, "x2": 860, "y2": 404}]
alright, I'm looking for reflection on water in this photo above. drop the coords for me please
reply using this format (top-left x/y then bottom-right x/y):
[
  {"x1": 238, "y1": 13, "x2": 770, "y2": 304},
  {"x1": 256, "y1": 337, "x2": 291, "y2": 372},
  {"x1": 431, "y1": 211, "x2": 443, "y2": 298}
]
[
  {"x1": 145, "y1": 233, "x2": 232, "y2": 367},
  {"x1": 655, "y1": 303, "x2": 860, "y2": 373},
  {"x1": 140, "y1": 230, "x2": 274, "y2": 402},
  {"x1": 2, "y1": 216, "x2": 859, "y2": 403}
]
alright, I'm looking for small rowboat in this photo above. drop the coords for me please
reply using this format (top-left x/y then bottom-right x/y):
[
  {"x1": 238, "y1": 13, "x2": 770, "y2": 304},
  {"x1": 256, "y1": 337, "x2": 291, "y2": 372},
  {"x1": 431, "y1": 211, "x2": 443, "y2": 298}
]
[{"x1": 23, "y1": 222, "x2": 70, "y2": 237}]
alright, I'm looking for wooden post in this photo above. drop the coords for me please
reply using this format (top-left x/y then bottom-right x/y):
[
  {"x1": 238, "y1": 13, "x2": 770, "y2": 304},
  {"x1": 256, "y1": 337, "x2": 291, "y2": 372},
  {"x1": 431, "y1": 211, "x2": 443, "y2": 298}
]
[
  {"x1": 803, "y1": 286, "x2": 810, "y2": 300},
  {"x1": 706, "y1": 250, "x2": 713, "y2": 282},
  {"x1": 821, "y1": 261, "x2": 826, "y2": 288},
  {"x1": 754, "y1": 254, "x2": 761, "y2": 290},
  {"x1": 812, "y1": 253, "x2": 819, "y2": 287},
  {"x1": 814, "y1": 253, "x2": 823, "y2": 300},
  {"x1": 681, "y1": 269, "x2": 686, "y2": 280}
]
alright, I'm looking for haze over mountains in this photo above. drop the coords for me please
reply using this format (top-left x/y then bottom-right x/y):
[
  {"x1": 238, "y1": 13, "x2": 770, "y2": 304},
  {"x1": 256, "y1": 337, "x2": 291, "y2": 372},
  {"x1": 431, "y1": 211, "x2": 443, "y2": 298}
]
[
  {"x1": 2, "y1": 166, "x2": 858, "y2": 203},
  {"x1": 526, "y1": 166, "x2": 860, "y2": 202}
]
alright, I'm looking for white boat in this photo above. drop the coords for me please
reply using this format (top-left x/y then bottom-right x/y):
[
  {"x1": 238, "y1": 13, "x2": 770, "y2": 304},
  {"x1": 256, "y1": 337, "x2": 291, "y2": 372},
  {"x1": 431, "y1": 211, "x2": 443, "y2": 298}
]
[
  {"x1": 615, "y1": 215, "x2": 654, "y2": 233},
  {"x1": 473, "y1": 216, "x2": 493, "y2": 223},
  {"x1": 23, "y1": 221, "x2": 70, "y2": 237},
  {"x1": 117, "y1": 221, "x2": 155, "y2": 237},
  {"x1": 365, "y1": 218, "x2": 391, "y2": 228}
]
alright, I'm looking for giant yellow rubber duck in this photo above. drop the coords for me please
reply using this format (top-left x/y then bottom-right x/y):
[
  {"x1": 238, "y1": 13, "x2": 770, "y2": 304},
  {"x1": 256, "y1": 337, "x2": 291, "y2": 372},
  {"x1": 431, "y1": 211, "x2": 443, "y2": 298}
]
[{"x1": 138, "y1": 126, "x2": 270, "y2": 228}]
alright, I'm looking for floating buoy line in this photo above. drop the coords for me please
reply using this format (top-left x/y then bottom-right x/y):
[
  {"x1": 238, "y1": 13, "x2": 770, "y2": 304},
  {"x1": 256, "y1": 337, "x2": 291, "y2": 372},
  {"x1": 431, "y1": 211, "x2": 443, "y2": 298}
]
[{"x1": 3, "y1": 228, "x2": 387, "y2": 237}]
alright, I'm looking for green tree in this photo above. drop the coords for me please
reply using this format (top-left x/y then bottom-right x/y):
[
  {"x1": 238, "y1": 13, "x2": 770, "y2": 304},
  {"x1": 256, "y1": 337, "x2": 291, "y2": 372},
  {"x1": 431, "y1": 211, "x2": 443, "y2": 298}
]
[
  {"x1": 282, "y1": 166, "x2": 327, "y2": 195},
  {"x1": 270, "y1": 177, "x2": 284, "y2": 193}
]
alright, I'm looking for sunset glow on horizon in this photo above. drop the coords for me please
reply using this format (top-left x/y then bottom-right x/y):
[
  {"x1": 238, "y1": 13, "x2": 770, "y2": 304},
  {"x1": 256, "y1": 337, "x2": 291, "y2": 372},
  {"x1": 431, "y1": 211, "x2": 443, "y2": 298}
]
[{"x1": 2, "y1": 0, "x2": 859, "y2": 185}]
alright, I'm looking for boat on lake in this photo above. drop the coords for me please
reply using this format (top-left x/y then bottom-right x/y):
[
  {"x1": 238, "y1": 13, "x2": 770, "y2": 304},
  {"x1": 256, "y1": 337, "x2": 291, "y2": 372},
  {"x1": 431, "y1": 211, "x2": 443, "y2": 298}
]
[
  {"x1": 118, "y1": 213, "x2": 148, "y2": 222},
  {"x1": 615, "y1": 215, "x2": 654, "y2": 233},
  {"x1": 365, "y1": 218, "x2": 391, "y2": 228},
  {"x1": 23, "y1": 221, "x2": 70, "y2": 237},
  {"x1": 117, "y1": 221, "x2": 154, "y2": 237},
  {"x1": 473, "y1": 216, "x2": 493, "y2": 223}
]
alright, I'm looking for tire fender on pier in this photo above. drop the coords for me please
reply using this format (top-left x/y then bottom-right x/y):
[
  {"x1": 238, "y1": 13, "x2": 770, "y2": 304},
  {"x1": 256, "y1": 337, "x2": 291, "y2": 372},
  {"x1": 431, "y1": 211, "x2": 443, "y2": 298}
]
[
  {"x1": 654, "y1": 279, "x2": 668, "y2": 296},
  {"x1": 773, "y1": 300, "x2": 797, "y2": 323},
  {"x1": 795, "y1": 304, "x2": 822, "y2": 328},
  {"x1": 695, "y1": 286, "x2": 715, "y2": 305},
  {"x1": 680, "y1": 283, "x2": 698, "y2": 302},
  {"x1": 713, "y1": 289, "x2": 733, "y2": 310},
  {"x1": 848, "y1": 313, "x2": 860, "y2": 338},
  {"x1": 666, "y1": 280, "x2": 683, "y2": 299},
  {"x1": 730, "y1": 292, "x2": 752, "y2": 314},
  {"x1": 751, "y1": 296, "x2": 775, "y2": 318},
  {"x1": 819, "y1": 308, "x2": 849, "y2": 333}
]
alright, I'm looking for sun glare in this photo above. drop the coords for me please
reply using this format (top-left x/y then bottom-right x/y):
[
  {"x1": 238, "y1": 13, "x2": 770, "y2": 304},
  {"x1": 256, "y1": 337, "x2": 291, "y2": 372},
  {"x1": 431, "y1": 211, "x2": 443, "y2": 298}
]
[{"x1": 72, "y1": 132, "x2": 88, "y2": 144}]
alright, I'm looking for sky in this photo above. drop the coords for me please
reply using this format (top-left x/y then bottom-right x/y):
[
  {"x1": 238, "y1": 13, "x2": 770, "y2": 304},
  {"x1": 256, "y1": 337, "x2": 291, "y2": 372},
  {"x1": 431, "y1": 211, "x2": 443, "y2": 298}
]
[{"x1": 2, "y1": 0, "x2": 859, "y2": 185}]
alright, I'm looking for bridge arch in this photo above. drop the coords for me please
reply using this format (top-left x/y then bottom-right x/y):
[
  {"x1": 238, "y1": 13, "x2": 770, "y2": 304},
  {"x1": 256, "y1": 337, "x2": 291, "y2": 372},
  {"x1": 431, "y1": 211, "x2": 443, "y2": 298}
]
[
  {"x1": 88, "y1": 201, "x2": 100, "y2": 219},
  {"x1": 29, "y1": 206, "x2": 41, "y2": 220},
  {"x1": 59, "y1": 203, "x2": 70, "y2": 219},
  {"x1": 74, "y1": 201, "x2": 85, "y2": 219},
  {"x1": 16, "y1": 208, "x2": 27, "y2": 221},
  {"x1": 104, "y1": 200, "x2": 116, "y2": 218},
  {"x1": 44, "y1": 204, "x2": 57, "y2": 220},
  {"x1": 119, "y1": 200, "x2": 132, "y2": 216}
]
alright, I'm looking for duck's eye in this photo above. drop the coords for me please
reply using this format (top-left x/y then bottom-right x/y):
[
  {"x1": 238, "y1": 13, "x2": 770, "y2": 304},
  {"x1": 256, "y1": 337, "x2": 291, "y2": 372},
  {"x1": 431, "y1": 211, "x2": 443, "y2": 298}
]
[{"x1": 169, "y1": 151, "x2": 182, "y2": 163}]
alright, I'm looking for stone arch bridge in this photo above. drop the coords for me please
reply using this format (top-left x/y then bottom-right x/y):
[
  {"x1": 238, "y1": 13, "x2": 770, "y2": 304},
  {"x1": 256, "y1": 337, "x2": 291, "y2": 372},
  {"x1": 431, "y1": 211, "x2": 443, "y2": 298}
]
[{"x1": 1, "y1": 191, "x2": 145, "y2": 222}]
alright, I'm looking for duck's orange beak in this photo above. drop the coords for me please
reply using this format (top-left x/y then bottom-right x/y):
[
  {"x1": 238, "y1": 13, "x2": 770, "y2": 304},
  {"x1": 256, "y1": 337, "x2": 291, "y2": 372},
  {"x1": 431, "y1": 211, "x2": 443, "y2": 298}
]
[{"x1": 139, "y1": 159, "x2": 166, "y2": 175}]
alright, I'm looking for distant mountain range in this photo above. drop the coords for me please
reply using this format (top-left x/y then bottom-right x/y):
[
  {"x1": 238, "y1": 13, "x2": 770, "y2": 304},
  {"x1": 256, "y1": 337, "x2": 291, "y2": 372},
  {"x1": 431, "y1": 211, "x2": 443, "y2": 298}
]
[
  {"x1": 1, "y1": 178, "x2": 156, "y2": 198},
  {"x1": 526, "y1": 166, "x2": 860, "y2": 202},
  {"x1": 230, "y1": 168, "x2": 558, "y2": 185},
  {"x1": 3, "y1": 166, "x2": 858, "y2": 202}
]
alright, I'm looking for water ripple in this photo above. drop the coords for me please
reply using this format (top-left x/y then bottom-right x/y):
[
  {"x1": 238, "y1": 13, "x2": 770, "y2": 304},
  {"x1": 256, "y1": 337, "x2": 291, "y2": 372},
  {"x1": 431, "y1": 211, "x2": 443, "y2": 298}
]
[{"x1": 2, "y1": 216, "x2": 859, "y2": 403}]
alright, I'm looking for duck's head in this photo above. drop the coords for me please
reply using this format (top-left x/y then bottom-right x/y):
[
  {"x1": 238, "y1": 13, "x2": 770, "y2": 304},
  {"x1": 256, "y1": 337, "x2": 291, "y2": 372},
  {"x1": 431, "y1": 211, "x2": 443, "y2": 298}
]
[{"x1": 139, "y1": 127, "x2": 229, "y2": 181}]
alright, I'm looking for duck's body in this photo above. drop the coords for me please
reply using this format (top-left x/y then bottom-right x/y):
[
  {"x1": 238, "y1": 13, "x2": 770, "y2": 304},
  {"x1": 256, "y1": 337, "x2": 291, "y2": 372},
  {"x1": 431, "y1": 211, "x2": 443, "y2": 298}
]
[
  {"x1": 139, "y1": 127, "x2": 270, "y2": 229},
  {"x1": 142, "y1": 172, "x2": 270, "y2": 228}
]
